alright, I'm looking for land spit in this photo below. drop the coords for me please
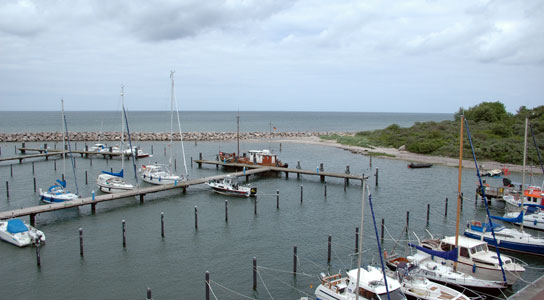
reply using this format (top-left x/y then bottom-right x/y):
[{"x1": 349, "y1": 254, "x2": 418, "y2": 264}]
[{"x1": 0, "y1": 131, "x2": 353, "y2": 142}]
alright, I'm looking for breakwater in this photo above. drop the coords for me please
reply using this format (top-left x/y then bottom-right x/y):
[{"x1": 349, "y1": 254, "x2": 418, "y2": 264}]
[{"x1": 0, "y1": 131, "x2": 353, "y2": 142}]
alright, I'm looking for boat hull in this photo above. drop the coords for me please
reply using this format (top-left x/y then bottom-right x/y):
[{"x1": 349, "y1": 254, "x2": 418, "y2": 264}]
[{"x1": 464, "y1": 231, "x2": 544, "y2": 256}]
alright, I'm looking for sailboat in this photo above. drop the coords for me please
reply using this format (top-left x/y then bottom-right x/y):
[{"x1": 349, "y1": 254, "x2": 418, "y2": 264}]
[
  {"x1": 312, "y1": 181, "x2": 407, "y2": 300},
  {"x1": 96, "y1": 86, "x2": 136, "y2": 193},
  {"x1": 39, "y1": 100, "x2": 79, "y2": 203},
  {"x1": 140, "y1": 71, "x2": 188, "y2": 185}
]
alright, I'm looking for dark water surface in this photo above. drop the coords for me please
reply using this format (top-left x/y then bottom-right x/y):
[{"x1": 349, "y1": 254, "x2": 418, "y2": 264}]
[{"x1": 0, "y1": 139, "x2": 543, "y2": 299}]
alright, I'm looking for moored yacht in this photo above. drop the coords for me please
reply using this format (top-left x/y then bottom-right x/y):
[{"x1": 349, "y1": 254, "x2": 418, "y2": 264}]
[
  {"x1": 0, "y1": 219, "x2": 46, "y2": 247},
  {"x1": 206, "y1": 176, "x2": 257, "y2": 197}
]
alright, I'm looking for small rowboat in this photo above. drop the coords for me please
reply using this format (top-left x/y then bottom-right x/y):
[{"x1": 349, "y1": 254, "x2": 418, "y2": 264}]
[{"x1": 408, "y1": 163, "x2": 433, "y2": 169}]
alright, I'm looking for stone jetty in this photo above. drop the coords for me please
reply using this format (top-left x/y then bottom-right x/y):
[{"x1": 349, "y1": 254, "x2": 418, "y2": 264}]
[{"x1": 0, "y1": 131, "x2": 353, "y2": 142}]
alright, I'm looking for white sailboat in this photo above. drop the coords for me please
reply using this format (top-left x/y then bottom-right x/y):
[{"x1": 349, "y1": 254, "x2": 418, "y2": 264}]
[
  {"x1": 140, "y1": 71, "x2": 188, "y2": 185},
  {"x1": 39, "y1": 99, "x2": 79, "y2": 203},
  {"x1": 97, "y1": 86, "x2": 136, "y2": 193}
]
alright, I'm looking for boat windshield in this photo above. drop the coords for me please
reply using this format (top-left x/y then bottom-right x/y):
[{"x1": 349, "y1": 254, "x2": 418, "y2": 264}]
[
  {"x1": 470, "y1": 244, "x2": 488, "y2": 254},
  {"x1": 378, "y1": 289, "x2": 406, "y2": 300}
]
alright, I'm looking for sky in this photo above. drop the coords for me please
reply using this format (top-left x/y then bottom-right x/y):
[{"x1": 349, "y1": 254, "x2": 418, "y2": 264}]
[{"x1": 0, "y1": 0, "x2": 543, "y2": 113}]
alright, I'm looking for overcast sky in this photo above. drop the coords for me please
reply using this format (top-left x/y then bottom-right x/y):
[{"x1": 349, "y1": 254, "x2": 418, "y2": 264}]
[{"x1": 1, "y1": 0, "x2": 542, "y2": 112}]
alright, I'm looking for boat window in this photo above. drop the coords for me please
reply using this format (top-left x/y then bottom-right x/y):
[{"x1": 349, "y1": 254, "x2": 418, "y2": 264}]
[
  {"x1": 460, "y1": 247, "x2": 469, "y2": 258},
  {"x1": 440, "y1": 243, "x2": 452, "y2": 251},
  {"x1": 470, "y1": 248, "x2": 476, "y2": 254}
]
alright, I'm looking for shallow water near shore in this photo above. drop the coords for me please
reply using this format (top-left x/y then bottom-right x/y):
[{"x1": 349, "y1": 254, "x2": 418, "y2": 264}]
[{"x1": 0, "y1": 139, "x2": 543, "y2": 299}]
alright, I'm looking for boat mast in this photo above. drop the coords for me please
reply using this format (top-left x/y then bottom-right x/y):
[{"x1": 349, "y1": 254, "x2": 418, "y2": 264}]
[
  {"x1": 169, "y1": 71, "x2": 175, "y2": 171},
  {"x1": 355, "y1": 179, "x2": 367, "y2": 300},
  {"x1": 237, "y1": 111, "x2": 240, "y2": 160},
  {"x1": 120, "y1": 85, "x2": 125, "y2": 172},
  {"x1": 454, "y1": 115, "x2": 464, "y2": 271},
  {"x1": 61, "y1": 99, "x2": 66, "y2": 181},
  {"x1": 521, "y1": 117, "x2": 528, "y2": 231},
  {"x1": 172, "y1": 70, "x2": 188, "y2": 177}
]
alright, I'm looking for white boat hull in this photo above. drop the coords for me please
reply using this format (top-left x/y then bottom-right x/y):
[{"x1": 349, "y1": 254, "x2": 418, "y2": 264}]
[{"x1": 0, "y1": 220, "x2": 46, "y2": 247}]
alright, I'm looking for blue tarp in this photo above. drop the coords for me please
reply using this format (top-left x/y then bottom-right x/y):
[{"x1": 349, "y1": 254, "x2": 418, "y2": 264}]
[
  {"x1": 470, "y1": 222, "x2": 502, "y2": 232},
  {"x1": 491, "y1": 211, "x2": 524, "y2": 223},
  {"x1": 6, "y1": 219, "x2": 28, "y2": 234},
  {"x1": 101, "y1": 169, "x2": 124, "y2": 178},
  {"x1": 56, "y1": 179, "x2": 66, "y2": 188},
  {"x1": 408, "y1": 243, "x2": 458, "y2": 262}
]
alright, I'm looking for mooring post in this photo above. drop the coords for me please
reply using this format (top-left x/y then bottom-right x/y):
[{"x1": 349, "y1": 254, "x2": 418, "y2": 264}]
[
  {"x1": 327, "y1": 234, "x2": 332, "y2": 264},
  {"x1": 253, "y1": 257, "x2": 257, "y2": 290},
  {"x1": 324, "y1": 183, "x2": 327, "y2": 197},
  {"x1": 5, "y1": 181, "x2": 9, "y2": 198},
  {"x1": 406, "y1": 211, "x2": 410, "y2": 233},
  {"x1": 164, "y1": 146, "x2": 166, "y2": 157},
  {"x1": 381, "y1": 218, "x2": 385, "y2": 245},
  {"x1": 29, "y1": 213, "x2": 35, "y2": 226},
  {"x1": 147, "y1": 287, "x2": 153, "y2": 300},
  {"x1": 280, "y1": 143, "x2": 282, "y2": 152},
  {"x1": 191, "y1": 157, "x2": 193, "y2": 168},
  {"x1": 161, "y1": 212, "x2": 165, "y2": 238},
  {"x1": 461, "y1": 192, "x2": 464, "y2": 210},
  {"x1": 89, "y1": 158, "x2": 92, "y2": 166},
  {"x1": 195, "y1": 139, "x2": 197, "y2": 146},
  {"x1": 276, "y1": 190, "x2": 279, "y2": 209},
  {"x1": 150, "y1": 144, "x2": 154, "y2": 155},
  {"x1": 135, "y1": 147, "x2": 139, "y2": 160},
  {"x1": 370, "y1": 155, "x2": 372, "y2": 168},
  {"x1": 445, "y1": 197, "x2": 448, "y2": 217},
  {"x1": 74, "y1": 158, "x2": 77, "y2": 168},
  {"x1": 54, "y1": 159, "x2": 57, "y2": 171},
  {"x1": 79, "y1": 228, "x2": 84, "y2": 257},
  {"x1": 355, "y1": 227, "x2": 359, "y2": 254},
  {"x1": 62, "y1": 173, "x2": 65, "y2": 182},
  {"x1": 85, "y1": 145, "x2": 89, "y2": 158},
  {"x1": 140, "y1": 194, "x2": 144, "y2": 204},
  {"x1": 205, "y1": 272, "x2": 210, "y2": 300},
  {"x1": 174, "y1": 159, "x2": 177, "y2": 171},
  {"x1": 300, "y1": 185, "x2": 303, "y2": 203},
  {"x1": 296, "y1": 161, "x2": 301, "y2": 179},
  {"x1": 254, "y1": 198, "x2": 257, "y2": 215},
  {"x1": 344, "y1": 178, "x2": 347, "y2": 192},
  {"x1": 319, "y1": 163, "x2": 325, "y2": 182},
  {"x1": 426, "y1": 204, "x2": 430, "y2": 226},
  {"x1": 225, "y1": 200, "x2": 228, "y2": 222},
  {"x1": 36, "y1": 243, "x2": 41, "y2": 267},
  {"x1": 21, "y1": 142, "x2": 26, "y2": 154},
  {"x1": 375, "y1": 167, "x2": 379, "y2": 186},
  {"x1": 85, "y1": 170, "x2": 88, "y2": 185},
  {"x1": 293, "y1": 245, "x2": 297, "y2": 275},
  {"x1": 10, "y1": 164, "x2": 13, "y2": 177},
  {"x1": 33, "y1": 177, "x2": 36, "y2": 193},
  {"x1": 91, "y1": 203, "x2": 96, "y2": 214},
  {"x1": 198, "y1": 153, "x2": 202, "y2": 168},
  {"x1": 195, "y1": 206, "x2": 198, "y2": 229},
  {"x1": 32, "y1": 162, "x2": 35, "y2": 174},
  {"x1": 345, "y1": 166, "x2": 350, "y2": 185},
  {"x1": 122, "y1": 220, "x2": 126, "y2": 248}
]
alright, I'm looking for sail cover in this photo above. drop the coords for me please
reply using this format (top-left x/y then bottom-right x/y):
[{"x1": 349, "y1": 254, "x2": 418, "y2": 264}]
[
  {"x1": 56, "y1": 179, "x2": 66, "y2": 188},
  {"x1": 101, "y1": 169, "x2": 124, "y2": 178},
  {"x1": 491, "y1": 211, "x2": 524, "y2": 223},
  {"x1": 6, "y1": 219, "x2": 28, "y2": 234},
  {"x1": 408, "y1": 243, "x2": 458, "y2": 262},
  {"x1": 470, "y1": 222, "x2": 502, "y2": 232}
]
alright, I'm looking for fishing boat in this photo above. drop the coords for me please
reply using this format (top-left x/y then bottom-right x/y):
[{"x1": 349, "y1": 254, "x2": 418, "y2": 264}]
[
  {"x1": 386, "y1": 253, "x2": 506, "y2": 290},
  {"x1": 219, "y1": 149, "x2": 287, "y2": 168},
  {"x1": 0, "y1": 219, "x2": 46, "y2": 247},
  {"x1": 315, "y1": 267, "x2": 406, "y2": 300},
  {"x1": 503, "y1": 185, "x2": 544, "y2": 209},
  {"x1": 464, "y1": 220, "x2": 544, "y2": 255},
  {"x1": 414, "y1": 235, "x2": 524, "y2": 285},
  {"x1": 206, "y1": 176, "x2": 257, "y2": 197},
  {"x1": 39, "y1": 99, "x2": 79, "y2": 203},
  {"x1": 140, "y1": 71, "x2": 188, "y2": 185},
  {"x1": 407, "y1": 163, "x2": 433, "y2": 169},
  {"x1": 97, "y1": 86, "x2": 136, "y2": 193},
  {"x1": 390, "y1": 263, "x2": 470, "y2": 300}
]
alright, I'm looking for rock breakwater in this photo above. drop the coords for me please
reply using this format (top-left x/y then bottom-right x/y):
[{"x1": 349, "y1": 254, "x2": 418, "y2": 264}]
[{"x1": 0, "y1": 131, "x2": 353, "y2": 142}]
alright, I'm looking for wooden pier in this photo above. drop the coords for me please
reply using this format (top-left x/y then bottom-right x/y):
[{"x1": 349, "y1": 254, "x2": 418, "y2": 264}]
[
  {"x1": 0, "y1": 167, "x2": 269, "y2": 224},
  {"x1": 0, "y1": 152, "x2": 63, "y2": 164}
]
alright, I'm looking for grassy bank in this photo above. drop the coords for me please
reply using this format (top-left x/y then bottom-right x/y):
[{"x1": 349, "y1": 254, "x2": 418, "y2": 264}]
[{"x1": 322, "y1": 102, "x2": 544, "y2": 165}]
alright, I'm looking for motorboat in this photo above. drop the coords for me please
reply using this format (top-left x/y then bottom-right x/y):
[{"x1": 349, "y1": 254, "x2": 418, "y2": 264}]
[
  {"x1": 314, "y1": 266, "x2": 406, "y2": 300},
  {"x1": 464, "y1": 220, "x2": 544, "y2": 255},
  {"x1": 0, "y1": 219, "x2": 46, "y2": 247},
  {"x1": 390, "y1": 263, "x2": 470, "y2": 300},
  {"x1": 407, "y1": 163, "x2": 433, "y2": 169},
  {"x1": 140, "y1": 164, "x2": 184, "y2": 185},
  {"x1": 503, "y1": 185, "x2": 544, "y2": 210},
  {"x1": 206, "y1": 176, "x2": 256, "y2": 197},
  {"x1": 415, "y1": 235, "x2": 525, "y2": 285},
  {"x1": 387, "y1": 253, "x2": 505, "y2": 290}
]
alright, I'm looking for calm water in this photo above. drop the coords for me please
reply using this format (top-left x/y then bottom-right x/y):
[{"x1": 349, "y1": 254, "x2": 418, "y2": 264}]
[
  {"x1": 0, "y1": 111, "x2": 452, "y2": 133},
  {"x1": 0, "y1": 139, "x2": 543, "y2": 300}
]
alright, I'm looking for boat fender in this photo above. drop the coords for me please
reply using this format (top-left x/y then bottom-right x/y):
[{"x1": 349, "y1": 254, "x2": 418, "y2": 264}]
[
  {"x1": 150, "y1": 176, "x2": 153, "y2": 181},
  {"x1": 472, "y1": 264, "x2": 477, "y2": 273},
  {"x1": 535, "y1": 219, "x2": 538, "y2": 226},
  {"x1": 143, "y1": 174, "x2": 146, "y2": 179},
  {"x1": 159, "y1": 176, "x2": 161, "y2": 182},
  {"x1": 473, "y1": 221, "x2": 482, "y2": 227},
  {"x1": 384, "y1": 250, "x2": 388, "y2": 258}
]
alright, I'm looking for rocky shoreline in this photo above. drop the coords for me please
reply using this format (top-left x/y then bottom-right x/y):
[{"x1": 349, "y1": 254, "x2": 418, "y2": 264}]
[{"x1": 0, "y1": 131, "x2": 354, "y2": 142}]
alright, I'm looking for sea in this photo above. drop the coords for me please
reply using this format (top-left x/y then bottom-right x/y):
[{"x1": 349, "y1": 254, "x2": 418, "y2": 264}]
[{"x1": 1, "y1": 111, "x2": 543, "y2": 300}]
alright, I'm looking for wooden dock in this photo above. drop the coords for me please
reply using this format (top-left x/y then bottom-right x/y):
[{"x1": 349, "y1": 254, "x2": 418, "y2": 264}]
[
  {"x1": 0, "y1": 152, "x2": 64, "y2": 164},
  {"x1": 0, "y1": 167, "x2": 270, "y2": 224}
]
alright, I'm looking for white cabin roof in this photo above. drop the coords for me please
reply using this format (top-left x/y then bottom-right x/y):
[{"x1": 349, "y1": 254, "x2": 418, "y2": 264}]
[
  {"x1": 347, "y1": 267, "x2": 401, "y2": 294},
  {"x1": 442, "y1": 235, "x2": 486, "y2": 248}
]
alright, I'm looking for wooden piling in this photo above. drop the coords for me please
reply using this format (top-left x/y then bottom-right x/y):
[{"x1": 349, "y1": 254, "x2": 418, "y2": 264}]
[
  {"x1": 30, "y1": 213, "x2": 35, "y2": 226},
  {"x1": 327, "y1": 234, "x2": 332, "y2": 264},
  {"x1": 254, "y1": 198, "x2": 257, "y2": 215},
  {"x1": 370, "y1": 156, "x2": 372, "y2": 168},
  {"x1": 320, "y1": 163, "x2": 325, "y2": 182},
  {"x1": 380, "y1": 219, "x2": 385, "y2": 245},
  {"x1": 85, "y1": 171, "x2": 88, "y2": 185},
  {"x1": 276, "y1": 190, "x2": 279, "y2": 209},
  {"x1": 36, "y1": 243, "x2": 41, "y2": 267},
  {"x1": 198, "y1": 153, "x2": 202, "y2": 168},
  {"x1": 10, "y1": 164, "x2": 13, "y2": 177},
  {"x1": 194, "y1": 206, "x2": 198, "y2": 229},
  {"x1": 54, "y1": 159, "x2": 57, "y2": 171},
  {"x1": 33, "y1": 177, "x2": 36, "y2": 193},
  {"x1": 79, "y1": 228, "x2": 84, "y2": 257},
  {"x1": 191, "y1": 157, "x2": 193, "y2": 168},
  {"x1": 151, "y1": 145, "x2": 154, "y2": 155},
  {"x1": 445, "y1": 198, "x2": 448, "y2": 217},
  {"x1": 32, "y1": 162, "x2": 35, "y2": 174},
  {"x1": 164, "y1": 146, "x2": 166, "y2": 156},
  {"x1": 161, "y1": 212, "x2": 165, "y2": 238},
  {"x1": 279, "y1": 143, "x2": 282, "y2": 152},
  {"x1": 174, "y1": 159, "x2": 177, "y2": 171},
  {"x1": 345, "y1": 166, "x2": 350, "y2": 185},
  {"x1": 90, "y1": 158, "x2": 92, "y2": 166},
  {"x1": 324, "y1": 183, "x2": 327, "y2": 197},
  {"x1": 460, "y1": 192, "x2": 464, "y2": 210},
  {"x1": 355, "y1": 227, "x2": 359, "y2": 254},
  {"x1": 293, "y1": 246, "x2": 297, "y2": 275},
  {"x1": 147, "y1": 287, "x2": 153, "y2": 300},
  {"x1": 300, "y1": 185, "x2": 303, "y2": 203},
  {"x1": 205, "y1": 272, "x2": 210, "y2": 300},
  {"x1": 122, "y1": 220, "x2": 126, "y2": 248},
  {"x1": 344, "y1": 178, "x2": 347, "y2": 192},
  {"x1": 375, "y1": 167, "x2": 379, "y2": 186},
  {"x1": 85, "y1": 145, "x2": 89, "y2": 158},
  {"x1": 253, "y1": 257, "x2": 257, "y2": 290},
  {"x1": 91, "y1": 203, "x2": 96, "y2": 214},
  {"x1": 5, "y1": 181, "x2": 9, "y2": 198},
  {"x1": 140, "y1": 194, "x2": 144, "y2": 204},
  {"x1": 426, "y1": 204, "x2": 430, "y2": 226},
  {"x1": 406, "y1": 211, "x2": 410, "y2": 233},
  {"x1": 21, "y1": 142, "x2": 26, "y2": 154},
  {"x1": 225, "y1": 200, "x2": 228, "y2": 222}
]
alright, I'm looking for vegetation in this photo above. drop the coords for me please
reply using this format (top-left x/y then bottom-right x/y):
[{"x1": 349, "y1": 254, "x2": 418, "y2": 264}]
[{"x1": 322, "y1": 102, "x2": 544, "y2": 165}]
